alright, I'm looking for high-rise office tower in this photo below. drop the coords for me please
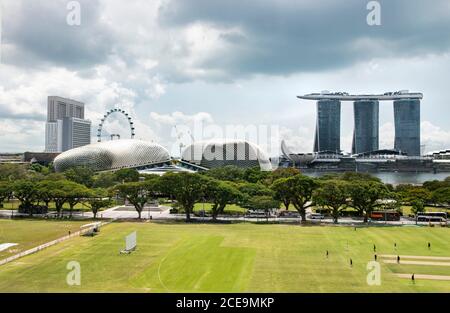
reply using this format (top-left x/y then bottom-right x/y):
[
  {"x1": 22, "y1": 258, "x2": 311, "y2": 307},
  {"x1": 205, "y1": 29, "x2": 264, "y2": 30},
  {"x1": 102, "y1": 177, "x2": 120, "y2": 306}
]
[
  {"x1": 314, "y1": 99, "x2": 341, "y2": 153},
  {"x1": 394, "y1": 99, "x2": 421, "y2": 156},
  {"x1": 352, "y1": 100, "x2": 379, "y2": 154},
  {"x1": 45, "y1": 96, "x2": 91, "y2": 152}
]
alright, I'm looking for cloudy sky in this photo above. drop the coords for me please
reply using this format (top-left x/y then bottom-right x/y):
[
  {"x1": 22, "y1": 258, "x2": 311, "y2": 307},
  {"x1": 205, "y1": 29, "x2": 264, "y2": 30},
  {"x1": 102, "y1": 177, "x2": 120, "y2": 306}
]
[{"x1": 0, "y1": 0, "x2": 450, "y2": 156}]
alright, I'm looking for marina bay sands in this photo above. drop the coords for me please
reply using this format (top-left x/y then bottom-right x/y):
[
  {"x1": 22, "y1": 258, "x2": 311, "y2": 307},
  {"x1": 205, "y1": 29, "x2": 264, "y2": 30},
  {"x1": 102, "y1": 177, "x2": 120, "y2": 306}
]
[{"x1": 298, "y1": 91, "x2": 422, "y2": 156}]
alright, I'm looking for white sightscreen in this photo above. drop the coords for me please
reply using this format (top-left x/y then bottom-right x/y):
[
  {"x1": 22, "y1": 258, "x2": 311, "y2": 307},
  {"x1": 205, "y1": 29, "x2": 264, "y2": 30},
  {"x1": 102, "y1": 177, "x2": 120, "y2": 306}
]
[{"x1": 125, "y1": 231, "x2": 137, "y2": 251}]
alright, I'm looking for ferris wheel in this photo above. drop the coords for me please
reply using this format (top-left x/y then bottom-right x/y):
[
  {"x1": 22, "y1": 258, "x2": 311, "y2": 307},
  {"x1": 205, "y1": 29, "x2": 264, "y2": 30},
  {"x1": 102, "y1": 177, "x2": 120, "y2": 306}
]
[{"x1": 97, "y1": 108, "x2": 135, "y2": 142}]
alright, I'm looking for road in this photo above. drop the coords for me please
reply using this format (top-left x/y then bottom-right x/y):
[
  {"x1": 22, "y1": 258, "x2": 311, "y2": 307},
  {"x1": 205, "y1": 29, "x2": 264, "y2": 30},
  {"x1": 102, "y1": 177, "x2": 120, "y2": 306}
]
[{"x1": 0, "y1": 207, "x2": 446, "y2": 226}]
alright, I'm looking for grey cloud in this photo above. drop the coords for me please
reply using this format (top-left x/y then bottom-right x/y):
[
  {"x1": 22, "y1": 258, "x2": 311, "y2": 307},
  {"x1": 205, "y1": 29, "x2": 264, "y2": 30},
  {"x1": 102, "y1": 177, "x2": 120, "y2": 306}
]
[
  {"x1": 0, "y1": 105, "x2": 46, "y2": 121},
  {"x1": 158, "y1": 0, "x2": 450, "y2": 78},
  {"x1": 2, "y1": 0, "x2": 115, "y2": 69}
]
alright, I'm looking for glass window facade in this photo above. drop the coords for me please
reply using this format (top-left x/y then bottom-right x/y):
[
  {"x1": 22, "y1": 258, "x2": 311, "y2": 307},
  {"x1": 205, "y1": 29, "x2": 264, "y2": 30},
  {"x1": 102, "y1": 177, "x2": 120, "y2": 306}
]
[
  {"x1": 352, "y1": 100, "x2": 379, "y2": 154},
  {"x1": 394, "y1": 99, "x2": 421, "y2": 156},
  {"x1": 314, "y1": 99, "x2": 341, "y2": 153}
]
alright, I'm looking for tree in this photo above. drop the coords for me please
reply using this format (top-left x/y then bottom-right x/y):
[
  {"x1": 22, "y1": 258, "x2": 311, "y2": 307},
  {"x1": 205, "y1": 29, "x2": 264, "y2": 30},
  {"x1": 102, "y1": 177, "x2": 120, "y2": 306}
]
[
  {"x1": 0, "y1": 182, "x2": 12, "y2": 208},
  {"x1": 66, "y1": 184, "x2": 91, "y2": 218},
  {"x1": 203, "y1": 166, "x2": 245, "y2": 182},
  {"x1": 432, "y1": 187, "x2": 450, "y2": 207},
  {"x1": 12, "y1": 180, "x2": 40, "y2": 216},
  {"x1": 271, "y1": 175, "x2": 318, "y2": 222},
  {"x1": 0, "y1": 164, "x2": 28, "y2": 181},
  {"x1": 243, "y1": 195, "x2": 280, "y2": 221},
  {"x1": 44, "y1": 180, "x2": 87, "y2": 217},
  {"x1": 271, "y1": 180, "x2": 292, "y2": 210},
  {"x1": 236, "y1": 182, "x2": 273, "y2": 197},
  {"x1": 243, "y1": 167, "x2": 270, "y2": 184},
  {"x1": 114, "y1": 181, "x2": 157, "y2": 219},
  {"x1": 423, "y1": 179, "x2": 450, "y2": 192},
  {"x1": 410, "y1": 199, "x2": 425, "y2": 216},
  {"x1": 36, "y1": 180, "x2": 54, "y2": 209},
  {"x1": 93, "y1": 172, "x2": 117, "y2": 188},
  {"x1": 266, "y1": 167, "x2": 301, "y2": 185},
  {"x1": 204, "y1": 179, "x2": 242, "y2": 220},
  {"x1": 158, "y1": 172, "x2": 207, "y2": 222},
  {"x1": 313, "y1": 180, "x2": 349, "y2": 223},
  {"x1": 85, "y1": 188, "x2": 112, "y2": 219},
  {"x1": 340, "y1": 172, "x2": 381, "y2": 183},
  {"x1": 64, "y1": 166, "x2": 95, "y2": 187},
  {"x1": 114, "y1": 168, "x2": 140, "y2": 183},
  {"x1": 347, "y1": 181, "x2": 389, "y2": 223}
]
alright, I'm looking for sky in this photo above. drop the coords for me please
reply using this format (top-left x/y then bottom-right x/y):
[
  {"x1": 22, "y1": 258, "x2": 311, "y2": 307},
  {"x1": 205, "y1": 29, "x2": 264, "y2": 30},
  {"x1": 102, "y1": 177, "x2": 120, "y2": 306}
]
[{"x1": 0, "y1": 0, "x2": 450, "y2": 157}]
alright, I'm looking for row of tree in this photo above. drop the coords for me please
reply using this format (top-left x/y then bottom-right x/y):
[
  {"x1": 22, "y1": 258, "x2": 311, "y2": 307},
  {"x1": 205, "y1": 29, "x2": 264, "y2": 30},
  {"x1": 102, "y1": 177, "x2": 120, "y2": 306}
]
[{"x1": 1, "y1": 163, "x2": 449, "y2": 223}]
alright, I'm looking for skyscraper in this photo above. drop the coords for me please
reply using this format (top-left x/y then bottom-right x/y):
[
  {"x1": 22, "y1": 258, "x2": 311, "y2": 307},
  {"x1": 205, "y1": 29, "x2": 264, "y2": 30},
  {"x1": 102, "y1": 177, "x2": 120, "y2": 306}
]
[
  {"x1": 314, "y1": 99, "x2": 341, "y2": 153},
  {"x1": 394, "y1": 99, "x2": 421, "y2": 156},
  {"x1": 352, "y1": 100, "x2": 379, "y2": 154},
  {"x1": 45, "y1": 96, "x2": 91, "y2": 152}
]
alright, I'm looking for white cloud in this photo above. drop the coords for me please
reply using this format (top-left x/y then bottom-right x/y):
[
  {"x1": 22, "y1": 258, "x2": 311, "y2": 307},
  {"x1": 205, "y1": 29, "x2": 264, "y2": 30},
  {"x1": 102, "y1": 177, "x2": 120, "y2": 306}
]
[
  {"x1": 421, "y1": 121, "x2": 450, "y2": 153},
  {"x1": 150, "y1": 111, "x2": 214, "y2": 126}
]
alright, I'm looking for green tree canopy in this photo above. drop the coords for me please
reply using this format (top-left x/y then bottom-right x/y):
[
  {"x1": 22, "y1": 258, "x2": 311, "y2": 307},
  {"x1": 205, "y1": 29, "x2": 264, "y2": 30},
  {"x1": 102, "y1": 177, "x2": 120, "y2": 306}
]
[
  {"x1": 347, "y1": 181, "x2": 389, "y2": 222},
  {"x1": 85, "y1": 188, "x2": 112, "y2": 219},
  {"x1": 114, "y1": 181, "x2": 156, "y2": 219},
  {"x1": 0, "y1": 164, "x2": 28, "y2": 181},
  {"x1": 12, "y1": 180, "x2": 40, "y2": 215},
  {"x1": 266, "y1": 167, "x2": 301, "y2": 185},
  {"x1": 432, "y1": 187, "x2": 450, "y2": 206},
  {"x1": 339, "y1": 172, "x2": 381, "y2": 183},
  {"x1": 0, "y1": 181, "x2": 12, "y2": 207},
  {"x1": 271, "y1": 175, "x2": 318, "y2": 222},
  {"x1": 313, "y1": 180, "x2": 349, "y2": 223},
  {"x1": 204, "y1": 178, "x2": 242, "y2": 220},
  {"x1": 202, "y1": 166, "x2": 245, "y2": 182},
  {"x1": 64, "y1": 166, "x2": 95, "y2": 187},
  {"x1": 158, "y1": 172, "x2": 207, "y2": 221},
  {"x1": 114, "y1": 168, "x2": 140, "y2": 183},
  {"x1": 243, "y1": 195, "x2": 280, "y2": 220}
]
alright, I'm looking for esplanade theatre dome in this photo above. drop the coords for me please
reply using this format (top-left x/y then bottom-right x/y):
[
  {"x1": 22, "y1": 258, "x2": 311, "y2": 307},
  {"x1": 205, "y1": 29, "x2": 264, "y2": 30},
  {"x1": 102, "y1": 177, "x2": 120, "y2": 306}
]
[
  {"x1": 181, "y1": 139, "x2": 272, "y2": 171},
  {"x1": 54, "y1": 139, "x2": 171, "y2": 172}
]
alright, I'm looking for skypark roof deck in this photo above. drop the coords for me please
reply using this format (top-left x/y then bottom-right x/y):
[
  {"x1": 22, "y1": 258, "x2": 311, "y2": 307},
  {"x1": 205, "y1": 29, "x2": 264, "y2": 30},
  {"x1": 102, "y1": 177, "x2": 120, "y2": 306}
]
[{"x1": 298, "y1": 91, "x2": 423, "y2": 101}]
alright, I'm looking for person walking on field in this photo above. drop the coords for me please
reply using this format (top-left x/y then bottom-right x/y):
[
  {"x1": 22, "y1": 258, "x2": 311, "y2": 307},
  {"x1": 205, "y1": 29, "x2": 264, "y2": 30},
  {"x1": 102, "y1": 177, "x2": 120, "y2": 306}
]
[{"x1": 397, "y1": 255, "x2": 400, "y2": 264}]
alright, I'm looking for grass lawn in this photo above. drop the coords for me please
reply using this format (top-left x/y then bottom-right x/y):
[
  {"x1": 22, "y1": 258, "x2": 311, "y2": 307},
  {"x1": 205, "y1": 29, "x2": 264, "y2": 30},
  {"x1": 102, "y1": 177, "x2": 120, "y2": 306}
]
[
  {"x1": 193, "y1": 203, "x2": 247, "y2": 215},
  {"x1": 0, "y1": 219, "x2": 89, "y2": 259},
  {"x1": 0, "y1": 221, "x2": 449, "y2": 292}
]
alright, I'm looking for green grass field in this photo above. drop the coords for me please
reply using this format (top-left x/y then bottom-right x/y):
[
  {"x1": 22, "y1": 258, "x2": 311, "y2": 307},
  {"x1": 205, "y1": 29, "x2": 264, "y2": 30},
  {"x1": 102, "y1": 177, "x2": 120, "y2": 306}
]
[
  {"x1": 0, "y1": 219, "x2": 88, "y2": 259},
  {"x1": 0, "y1": 220, "x2": 449, "y2": 292}
]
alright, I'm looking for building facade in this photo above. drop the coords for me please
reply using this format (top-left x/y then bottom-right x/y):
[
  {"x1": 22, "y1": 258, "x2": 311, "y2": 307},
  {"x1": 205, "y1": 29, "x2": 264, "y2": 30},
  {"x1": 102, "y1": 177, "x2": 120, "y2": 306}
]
[
  {"x1": 182, "y1": 139, "x2": 272, "y2": 171},
  {"x1": 45, "y1": 96, "x2": 91, "y2": 152},
  {"x1": 352, "y1": 100, "x2": 379, "y2": 154},
  {"x1": 394, "y1": 99, "x2": 421, "y2": 156},
  {"x1": 314, "y1": 99, "x2": 341, "y2": 153}
]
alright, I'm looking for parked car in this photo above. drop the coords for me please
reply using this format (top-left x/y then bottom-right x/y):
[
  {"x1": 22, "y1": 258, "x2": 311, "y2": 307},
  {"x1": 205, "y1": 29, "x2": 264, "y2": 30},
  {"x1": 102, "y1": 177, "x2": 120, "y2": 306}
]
[
  {"x1": 308, "y1": 213, "x2": 324, "y2": 220},
  {"x1": 278, "y1": 211, "x2": 300, "y2": 218}
]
